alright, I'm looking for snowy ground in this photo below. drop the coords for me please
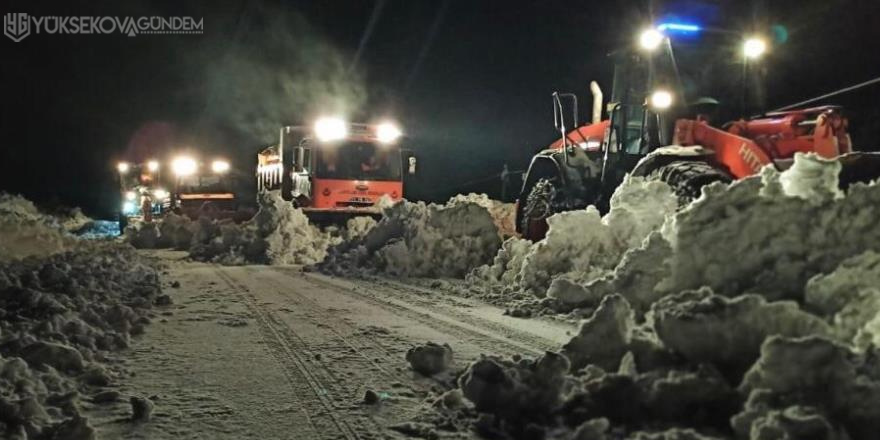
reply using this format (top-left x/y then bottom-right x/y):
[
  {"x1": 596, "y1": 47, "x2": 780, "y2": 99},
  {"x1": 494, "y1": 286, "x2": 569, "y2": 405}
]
[{"x1": 84, "y1": 250, "x2": 574, "y2": 439}]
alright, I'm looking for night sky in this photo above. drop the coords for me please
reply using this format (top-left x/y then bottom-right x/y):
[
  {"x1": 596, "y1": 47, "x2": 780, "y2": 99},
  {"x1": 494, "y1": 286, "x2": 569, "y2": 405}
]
[{"x1": 2, "y1": 0, "x2": 879, "y2": 217}]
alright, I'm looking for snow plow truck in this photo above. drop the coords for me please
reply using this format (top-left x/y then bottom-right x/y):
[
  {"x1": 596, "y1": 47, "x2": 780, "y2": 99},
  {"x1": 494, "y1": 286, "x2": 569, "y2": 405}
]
[
  {"x1": 115, "y1": 160, "x2": 171, "y2": 231},
  {"x1": 516, "y1": 27, "x2": 880, "y2": 241},
  {"x1": 257, "y1": 118, "x2": 416, "y2": 222}
]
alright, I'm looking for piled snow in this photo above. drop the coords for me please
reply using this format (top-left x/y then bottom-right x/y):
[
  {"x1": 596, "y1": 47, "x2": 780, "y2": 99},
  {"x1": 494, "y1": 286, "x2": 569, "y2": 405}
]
[
  {"x1": 661, "y1": 154, "x2": 880, "y2": 300},
  {"x1": 0, "y1": 193, "x2": 77, "y2": 262},
  {"x1": 466, "y1": 176, "x2": 677, "y2": 301},
  {"x1": 0, "y1": 243, "x2": 161, "y2": 438},
  {"x1": 804, "y1": 251, "x2": 880, "y2": 349},
  {"x1": 447, "y1": 193, "x2": 517, "y2": 238},
  {"x1": 127, "y1": 192, "x2": 338, "y2": 265},
  {"x1": 320, "y1": 196, "x2": 502, "y2": 278},
  {"x1": 425, "y1": 154, "x2": 880, "y2": 439}
]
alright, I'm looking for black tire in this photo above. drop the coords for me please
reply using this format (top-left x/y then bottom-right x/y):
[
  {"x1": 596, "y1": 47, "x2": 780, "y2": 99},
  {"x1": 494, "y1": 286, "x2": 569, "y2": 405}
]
[
  {"x1": 648, "y1": 160, "x2": 732, "y2": 205},
  {"x1": 519, "y1": 178, "x2": 558, "y2": 241}
]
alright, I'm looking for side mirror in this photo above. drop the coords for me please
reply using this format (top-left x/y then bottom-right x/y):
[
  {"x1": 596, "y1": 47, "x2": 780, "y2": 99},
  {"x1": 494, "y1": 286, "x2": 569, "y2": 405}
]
[{"x1": 408, "y1": 156, "x2": 417, "y2": 175}]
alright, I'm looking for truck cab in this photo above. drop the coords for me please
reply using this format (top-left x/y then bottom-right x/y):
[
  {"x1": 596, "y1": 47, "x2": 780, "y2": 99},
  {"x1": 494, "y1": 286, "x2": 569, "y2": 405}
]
[
  {"x1": 257, "y1": 118, "x2": 416, "y2": 219},
  {"x1": 116, "y1": 160, "x2": 170, "y2": 231}
]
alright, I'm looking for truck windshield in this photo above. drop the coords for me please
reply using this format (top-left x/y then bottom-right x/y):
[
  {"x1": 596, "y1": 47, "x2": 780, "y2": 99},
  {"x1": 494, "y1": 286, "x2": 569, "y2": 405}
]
[
  {"x1": 314, "y1": 141, "x2": 402, "y2": 181},
  {"x1": 178, "y1": 175, "x2": 231, "y2": 193}
]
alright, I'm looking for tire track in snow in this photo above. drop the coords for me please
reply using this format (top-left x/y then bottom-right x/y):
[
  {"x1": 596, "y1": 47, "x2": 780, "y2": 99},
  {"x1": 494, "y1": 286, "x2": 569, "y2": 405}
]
[
  {"x1": 280, "y1": 270, "x2": 552, "y2": 357},
  {"x1": 247, "y1": 267, "x2": 399, "y2": 381},
  {"x1": 212, "y1": 266, "x2": 367, "y2": 440}
]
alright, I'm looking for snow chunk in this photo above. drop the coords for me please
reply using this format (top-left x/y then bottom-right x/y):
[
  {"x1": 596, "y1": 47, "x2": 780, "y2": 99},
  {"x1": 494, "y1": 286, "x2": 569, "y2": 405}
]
[
  {"x1": 650, "y1": 289, "x2": 830, "y2": 379},
  {"x1": 737, "y1": 336, "x2": 880, "y2": 439},
  {"x1": 562, "y1": 295, "x2": 636, "y2": 371},
  {"x1": 805, "y1": 251, "x2": 880, "y2": 349},
  {"x1": 405, "y1": 342, "x2": 453, "y2": 376},
  {"x1": 459, "y1": 352, "x2": 573, "y2": 426}
]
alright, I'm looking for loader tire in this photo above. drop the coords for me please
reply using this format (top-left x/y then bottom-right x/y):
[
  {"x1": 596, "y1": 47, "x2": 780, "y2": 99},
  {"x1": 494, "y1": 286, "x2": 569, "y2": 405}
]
[
  {"x1": 648, "y1": 160, "x2": 732, "y2": 205},
  {"x1": 519, "y1": 178, "x2": 559, "y2": 241}
]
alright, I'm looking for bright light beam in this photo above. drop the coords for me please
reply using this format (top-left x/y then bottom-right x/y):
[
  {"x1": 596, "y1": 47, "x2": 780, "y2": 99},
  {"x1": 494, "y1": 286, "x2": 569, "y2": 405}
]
[{"x1": 657, "y1": 23, "x2": 701, "y2": 33}]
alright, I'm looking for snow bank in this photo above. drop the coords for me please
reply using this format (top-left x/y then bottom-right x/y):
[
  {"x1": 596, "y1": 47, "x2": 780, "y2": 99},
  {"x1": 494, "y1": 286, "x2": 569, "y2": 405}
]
[
  {"x1": 467, "y1": 176, "x2": 677, "y2": 300},
  {"x1": 0, "y1": 243, "x2": 161, "y2": 437},
  {"x1": 429, "y1": 154, "x2": 880, "y2": 439},
  {"x1": 662, "y1": 154, "x2": 880, "y2": 300},
  {"x1": 447, "y1": 193, "x2": 517, "y2": 238},
  {"x1": 127, "y1": 192, "x2": 338, "y2": 265},
  {"x1": 320, "y1": 196, "x2": 502, "y2": 278},
  {"x1": 0, "y1": 193, "x2": 77, "y2": 262}
]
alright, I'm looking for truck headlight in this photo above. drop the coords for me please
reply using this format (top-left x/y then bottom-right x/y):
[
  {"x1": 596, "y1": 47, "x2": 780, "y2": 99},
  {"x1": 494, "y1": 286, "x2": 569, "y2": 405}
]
[
  {"x1": 376, "y1": 122, "x2": 402, "y2": 143},
  {"x1": 212, "y1": 160, "x2": 230, "y2": 173},
  {"x1": 117, "y1": 162, "x2": 130, "y2": 174},
  {"x1": 314, "y1": 117, "x2": 348, "y2": 142},
  {"x1": 153, "y1": 189, "x2": 169, "y2": 200},
  {"x1": 172, "y1": 156, "x2": 197, "y2": 176}
]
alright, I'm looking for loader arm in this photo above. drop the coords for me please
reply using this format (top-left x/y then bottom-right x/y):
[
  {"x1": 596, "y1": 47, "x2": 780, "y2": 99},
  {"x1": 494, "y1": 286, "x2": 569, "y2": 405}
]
[{"x1": 673, "y1": 119, "x2": 774, "y2": 179}]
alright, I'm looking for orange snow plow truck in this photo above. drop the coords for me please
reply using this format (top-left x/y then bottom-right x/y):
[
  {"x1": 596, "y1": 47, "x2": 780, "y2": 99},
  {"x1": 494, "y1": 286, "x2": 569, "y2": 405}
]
[
  {"x1": 516, "y1": 28, "x2": 880, "y2": 241},
  {"x1": 257, "y1": 118, "x2": 417, "y2": 221}
]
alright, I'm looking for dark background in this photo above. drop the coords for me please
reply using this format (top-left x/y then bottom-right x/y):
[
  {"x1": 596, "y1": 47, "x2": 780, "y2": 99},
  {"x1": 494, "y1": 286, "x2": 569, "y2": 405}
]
[{"x1": 2, "y1": 0, "x2": 879, "y2": 218}]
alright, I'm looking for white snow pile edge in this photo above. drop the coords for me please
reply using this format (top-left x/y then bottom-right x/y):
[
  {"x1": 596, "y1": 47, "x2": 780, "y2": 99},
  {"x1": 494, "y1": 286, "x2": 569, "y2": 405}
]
[
  {"x1": 437, "y1": 154, "x2": 880, "y2": 440},
  {"x1": 319, "y1": 196, "x2": 503, "y2": 278}
]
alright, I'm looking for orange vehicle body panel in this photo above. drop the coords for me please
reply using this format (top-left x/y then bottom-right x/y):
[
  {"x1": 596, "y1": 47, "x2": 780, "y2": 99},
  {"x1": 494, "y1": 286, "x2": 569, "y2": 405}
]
[
  {"x1": 307, "y1": 178, "x2": 403, "y2": 213},
  {"x1": 674, "y1": 119, "x2": 774, "y2": 179},
  {"x1": 548, "y1": 120, "x2": 611, "y2": 150},
  {"x1": 724, "y1": 106, "x2": 851, "y2": 160}
]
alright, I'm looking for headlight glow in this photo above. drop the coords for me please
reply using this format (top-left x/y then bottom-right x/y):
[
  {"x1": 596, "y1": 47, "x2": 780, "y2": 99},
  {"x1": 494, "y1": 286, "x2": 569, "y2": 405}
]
[
  {"x1": 639, "y1": 28, "x2": 664, "y2": 51},
  {"x1": 314, "y1": 117, "x2": 348, "y2": 142},
  {"x1": 125, "y1": 191, "x2": 137, "y2": 201},
  {"x1": 376, "y1": 122, "x2": 402, "y2": 143},
  {"x1": 743, "y1": 37, "x2": 767, "y2": 59},
  {"x1": 122, "y1": 201, "x2": 136, "y2": 214},
  {"x1": 212, "y1": 160, "x2": 230, "y2": 173},
  {"x1": 147, "y1": 160, "x2": 160, "y2": 172},
  {"x1": 172, "y1": 156, "x2": 198, "y2": 176},
  {"x1": 153, "y1": 189, "x2": 169, "y2": 200},
  {"x1": 117, "y1": 162, "x2": 130, "y2": 174},
  {"x1": 650, "y1": 90, "x2": 674, "y2": 110}
]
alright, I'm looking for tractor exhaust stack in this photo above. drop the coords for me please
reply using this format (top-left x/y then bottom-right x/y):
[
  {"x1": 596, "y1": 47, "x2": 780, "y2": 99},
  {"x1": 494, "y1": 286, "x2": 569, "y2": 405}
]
[{"x1": 590, "y1": 81, "x2": 603, "y2": 124}]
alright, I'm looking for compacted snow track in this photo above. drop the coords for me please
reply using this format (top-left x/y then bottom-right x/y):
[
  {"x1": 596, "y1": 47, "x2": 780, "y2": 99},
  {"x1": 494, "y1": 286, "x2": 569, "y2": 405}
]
[{"x1": 87, "y1": 251, "x2": 574, "y2": 439}]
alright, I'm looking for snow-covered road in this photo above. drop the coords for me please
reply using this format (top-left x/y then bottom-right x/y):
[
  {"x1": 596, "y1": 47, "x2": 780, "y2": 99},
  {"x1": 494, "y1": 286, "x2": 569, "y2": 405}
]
[{"x1": 87, "y1": 250, "x2": 575, "y2": 439}]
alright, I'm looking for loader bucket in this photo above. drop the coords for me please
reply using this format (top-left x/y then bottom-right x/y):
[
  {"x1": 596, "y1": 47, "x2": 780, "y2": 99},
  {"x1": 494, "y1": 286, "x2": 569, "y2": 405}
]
[{"x1": 837, "y1": 152, "x2": 880, "y2": 190}]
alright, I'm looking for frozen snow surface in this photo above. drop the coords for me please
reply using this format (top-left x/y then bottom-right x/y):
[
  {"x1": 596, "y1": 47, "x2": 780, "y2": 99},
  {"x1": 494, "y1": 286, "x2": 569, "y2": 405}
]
[{"x1": 419, "y1": 154, "x2": 880, "y2": 440}]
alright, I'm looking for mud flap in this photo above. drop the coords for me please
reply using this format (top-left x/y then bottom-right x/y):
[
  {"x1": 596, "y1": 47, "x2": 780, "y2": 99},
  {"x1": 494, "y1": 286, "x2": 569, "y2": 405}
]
[{"x1": 838, "y1": 152, "x2": 880, "y2": 190}]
